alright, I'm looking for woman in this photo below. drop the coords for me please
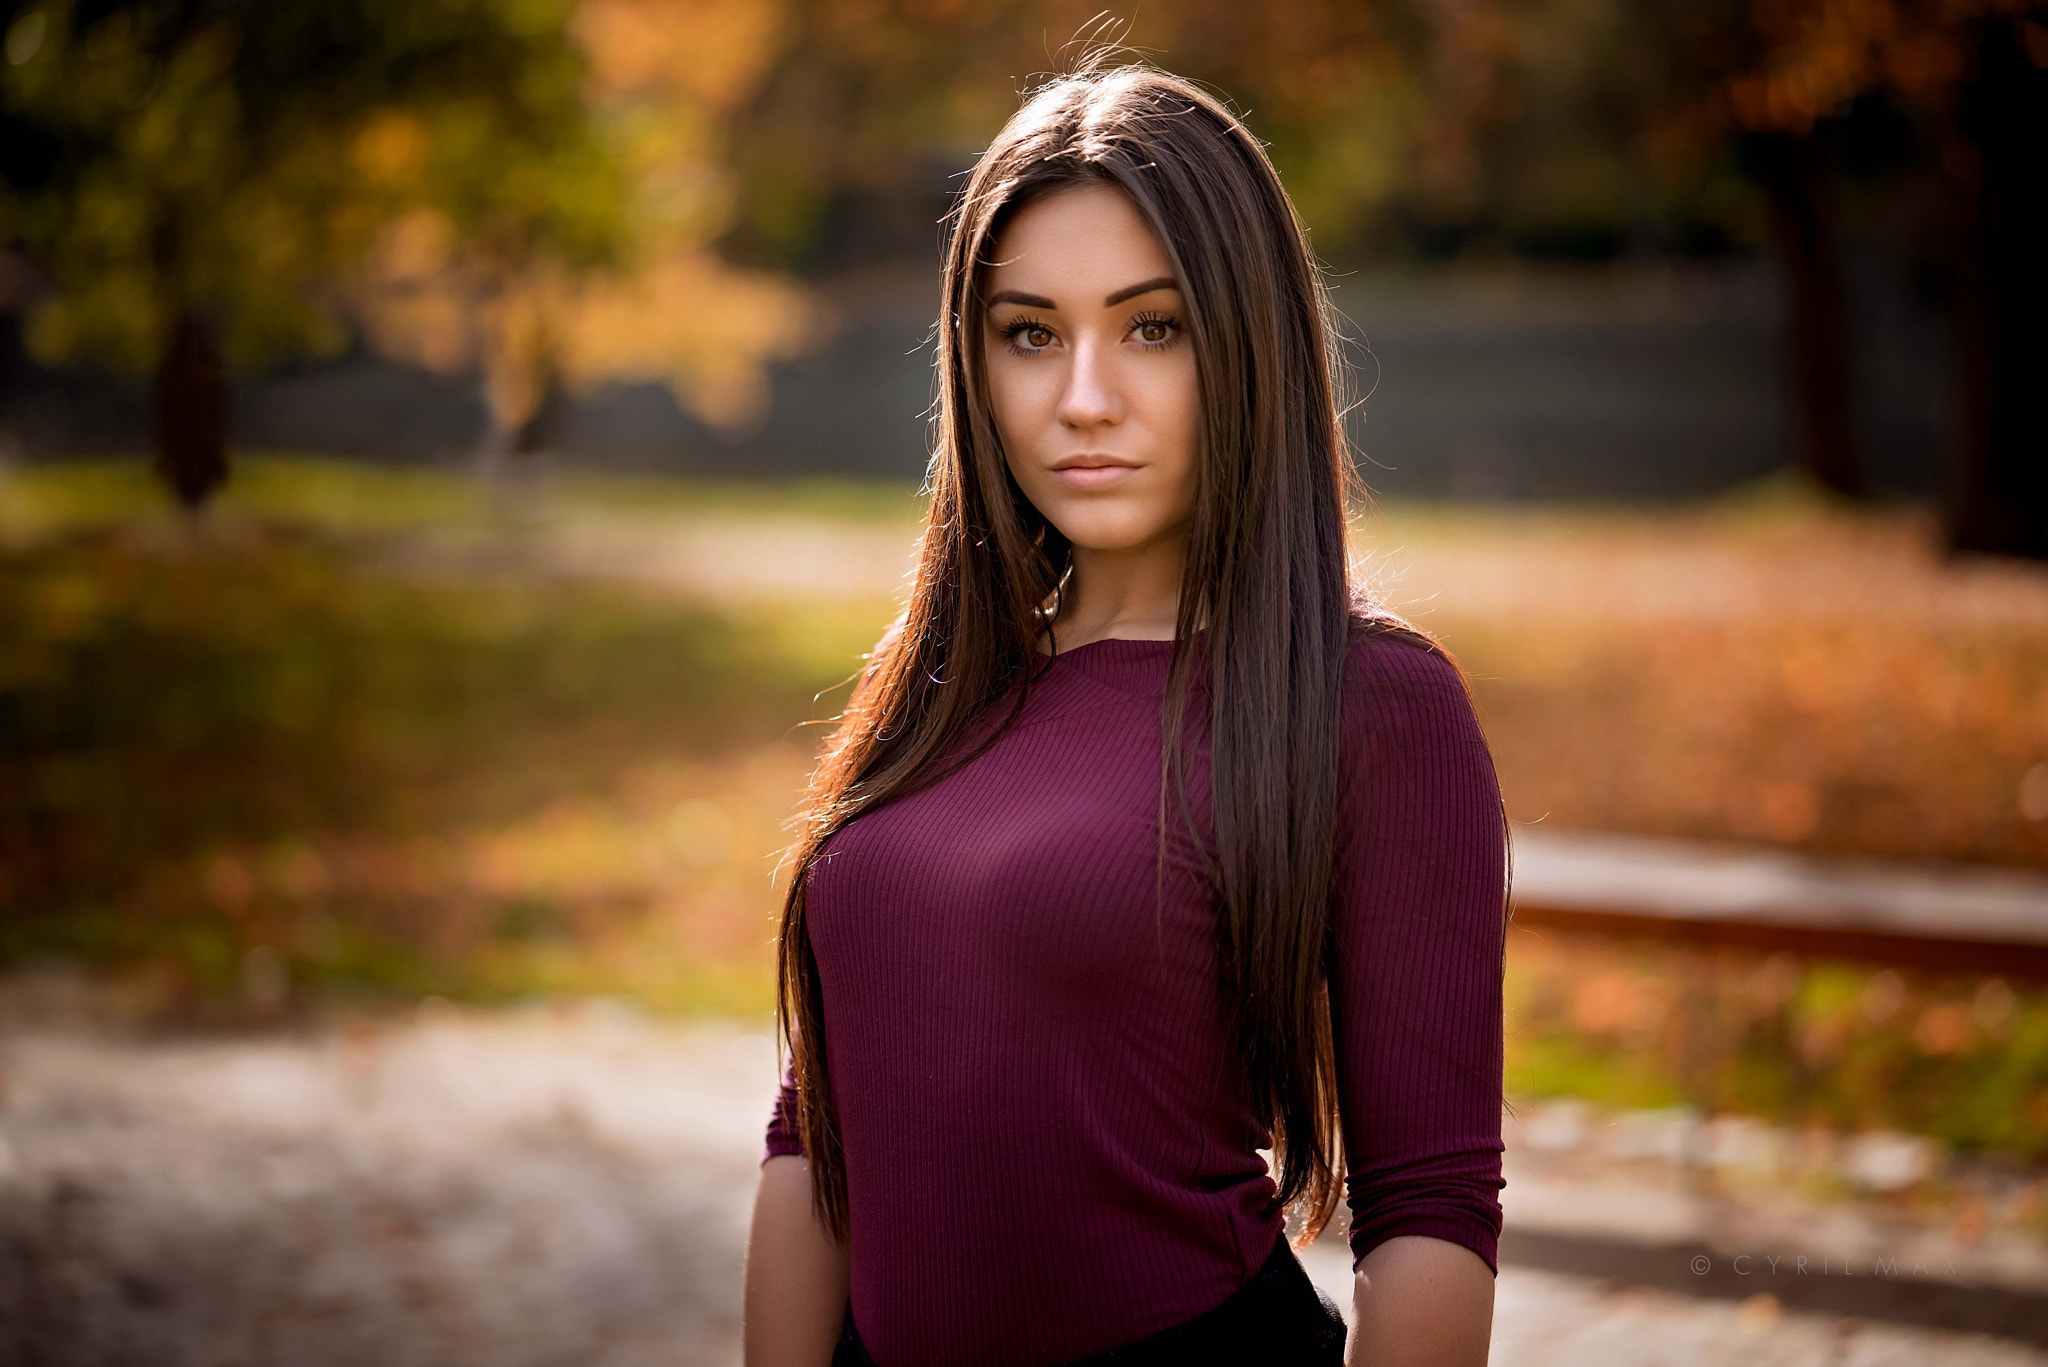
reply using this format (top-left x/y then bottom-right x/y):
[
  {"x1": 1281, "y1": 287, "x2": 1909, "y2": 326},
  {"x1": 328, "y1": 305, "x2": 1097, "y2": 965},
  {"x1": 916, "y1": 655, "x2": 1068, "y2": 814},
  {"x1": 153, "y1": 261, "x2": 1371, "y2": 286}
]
[{"x1": 744, "y1": 55, "x2": 1507, "y2": 1367}]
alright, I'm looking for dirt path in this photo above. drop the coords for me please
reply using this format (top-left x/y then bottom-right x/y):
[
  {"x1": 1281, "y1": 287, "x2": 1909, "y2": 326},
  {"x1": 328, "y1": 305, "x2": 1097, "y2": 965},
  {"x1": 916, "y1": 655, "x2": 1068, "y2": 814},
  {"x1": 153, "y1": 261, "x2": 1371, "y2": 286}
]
[
  {"x1": 3, "y1": 997, "x2": 2044, "y2": 1366},
  {"x1": 0, "y1": 1002, "x2": 769, "y2": 1367}
]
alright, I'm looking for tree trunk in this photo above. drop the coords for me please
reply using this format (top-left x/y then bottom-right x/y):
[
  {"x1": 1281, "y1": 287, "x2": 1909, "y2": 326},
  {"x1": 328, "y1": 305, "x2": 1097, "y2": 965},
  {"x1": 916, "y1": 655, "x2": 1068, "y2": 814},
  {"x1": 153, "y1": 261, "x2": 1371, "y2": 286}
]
[
  {"x1": 511, "y1": 361, "x2": 568, "y2": 459},
  {"x1": 152, "y1": 308, "x2": 229, "y2": 511},
  {"x1": 1760, "y1": 133, "x2": 1864, "y2": 499},
  {"x1": 1945, "y1": 15, "x2": 2048, "y2": 561}
]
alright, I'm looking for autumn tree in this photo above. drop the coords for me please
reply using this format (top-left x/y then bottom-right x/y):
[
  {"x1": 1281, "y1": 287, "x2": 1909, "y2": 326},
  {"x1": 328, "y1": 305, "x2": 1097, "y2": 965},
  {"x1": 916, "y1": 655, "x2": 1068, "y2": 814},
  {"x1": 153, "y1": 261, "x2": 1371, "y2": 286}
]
[
  {"x1": 711, "y1": 3, "x2": 1435, "y2": 271},
  {"x1": 1331, "y1": 0, "x2": 2045, "y2": 544},
  {"x1": 712, "y1": 2, "x2": 2044, "y2": 555},
  {"x1": 0, "y1": 0, "x2": 626, "y2": 510},
  {"x1": 1637, "y1": 0, "x2": 2047, "y2": 552},
  {"x1": 1417, "y1": 0, "x2": 1880, "y2": 498},
  {"x1": 349, "y1": 0, "x2": 815, "y2": 459},
  {"x1": 1941, "y1": 9, "x2": 2046, "y2": 560}
]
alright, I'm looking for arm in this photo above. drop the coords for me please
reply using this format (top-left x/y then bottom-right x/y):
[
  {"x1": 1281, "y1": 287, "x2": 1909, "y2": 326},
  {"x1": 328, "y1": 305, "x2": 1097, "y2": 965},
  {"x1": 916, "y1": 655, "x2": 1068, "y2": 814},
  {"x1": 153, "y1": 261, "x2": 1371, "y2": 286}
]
[
  {"x1": 749, "y1": 616, "x2": 895, "y2": 1362},
  {"x1": 744, "y1": 1155, "x2": 849, "y2": 1367},
  {"x1": 1330, "y1": 634, "x2": 1509, "y2": 1367},
  {"x1": 744, "y1": 1060, "x2": 849, "y2": 1367},
  {"x1": 1348, "y1": 1235, "x2": 1496, "y2": 1367}
]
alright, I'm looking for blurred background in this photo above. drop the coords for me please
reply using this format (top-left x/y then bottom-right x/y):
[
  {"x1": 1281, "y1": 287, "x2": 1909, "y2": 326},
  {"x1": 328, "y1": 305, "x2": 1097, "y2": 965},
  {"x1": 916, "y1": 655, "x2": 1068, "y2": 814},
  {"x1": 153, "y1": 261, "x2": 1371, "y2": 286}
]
[{"x1": 1, "y1": 2, "x2": 2046, "y2": 1363}]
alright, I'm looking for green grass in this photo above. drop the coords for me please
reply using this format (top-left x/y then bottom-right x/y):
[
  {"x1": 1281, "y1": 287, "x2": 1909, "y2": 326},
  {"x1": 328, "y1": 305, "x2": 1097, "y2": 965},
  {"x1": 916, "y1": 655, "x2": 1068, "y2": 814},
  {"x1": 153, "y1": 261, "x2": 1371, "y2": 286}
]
[
  {"x1": 0, "y1": 455, "x2": 903, "y2": 1009},
  {"x1": 1505, "y1": 935, "x2": 2048, "y2": 1165},
  {"x1": 0, "y1": 452, "x2": 930, "y2": 540}
]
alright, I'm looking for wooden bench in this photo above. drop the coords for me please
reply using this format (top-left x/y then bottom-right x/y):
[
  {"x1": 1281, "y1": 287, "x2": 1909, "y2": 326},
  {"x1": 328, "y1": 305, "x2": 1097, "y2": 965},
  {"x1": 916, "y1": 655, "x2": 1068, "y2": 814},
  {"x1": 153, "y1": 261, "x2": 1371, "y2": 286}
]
[{"x1": 1508, "y1": 829, "x2": 2048, "y2": 980}]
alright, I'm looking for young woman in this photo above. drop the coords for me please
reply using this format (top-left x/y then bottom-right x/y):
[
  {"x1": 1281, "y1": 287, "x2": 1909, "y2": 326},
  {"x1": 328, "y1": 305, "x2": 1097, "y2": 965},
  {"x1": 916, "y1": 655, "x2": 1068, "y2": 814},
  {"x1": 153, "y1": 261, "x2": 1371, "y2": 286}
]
[{"x1": 744, "y1": 56, "x2": 1507, "y2": 1367}]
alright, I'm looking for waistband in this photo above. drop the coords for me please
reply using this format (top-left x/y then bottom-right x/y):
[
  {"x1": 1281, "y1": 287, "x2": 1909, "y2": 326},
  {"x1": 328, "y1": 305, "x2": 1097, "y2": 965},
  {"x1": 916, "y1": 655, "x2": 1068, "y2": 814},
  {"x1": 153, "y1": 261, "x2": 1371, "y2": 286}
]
[{"x1": 832, "y1": 1232, "x2": 1348, "y2": 1366}]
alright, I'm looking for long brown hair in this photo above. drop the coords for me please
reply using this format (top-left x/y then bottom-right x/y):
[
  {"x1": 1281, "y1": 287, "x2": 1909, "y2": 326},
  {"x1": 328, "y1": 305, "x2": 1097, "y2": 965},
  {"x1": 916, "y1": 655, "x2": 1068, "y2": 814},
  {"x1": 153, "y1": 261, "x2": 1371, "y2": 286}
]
[{"x1": 776, "y1": 53, "x2": 1457, "y2": 1245}]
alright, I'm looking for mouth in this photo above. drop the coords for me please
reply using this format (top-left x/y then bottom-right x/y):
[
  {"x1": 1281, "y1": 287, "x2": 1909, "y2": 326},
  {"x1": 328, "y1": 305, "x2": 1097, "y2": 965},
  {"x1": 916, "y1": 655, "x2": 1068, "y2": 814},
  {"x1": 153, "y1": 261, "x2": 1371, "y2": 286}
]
[{"x1": 1051, "y1": 455, "x2": 1140, "y2": 490}]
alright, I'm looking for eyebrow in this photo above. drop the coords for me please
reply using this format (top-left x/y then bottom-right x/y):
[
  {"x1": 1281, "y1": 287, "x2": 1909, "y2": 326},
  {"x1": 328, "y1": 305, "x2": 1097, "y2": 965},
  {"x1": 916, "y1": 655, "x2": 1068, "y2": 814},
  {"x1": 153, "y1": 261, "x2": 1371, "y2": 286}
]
[
  {"x1": 986, "y1": 276, "x2": 1181, "y2": 310},
  {"x1": 1105, "y1": 276, "x2": 1179, "y2": 306}
]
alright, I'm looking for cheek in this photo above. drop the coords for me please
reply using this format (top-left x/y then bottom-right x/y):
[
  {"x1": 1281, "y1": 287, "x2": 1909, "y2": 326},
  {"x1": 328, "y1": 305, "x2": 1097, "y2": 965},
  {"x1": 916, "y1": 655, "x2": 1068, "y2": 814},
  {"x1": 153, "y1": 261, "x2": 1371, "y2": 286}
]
[
  {"x1": 1157, "y1": 359, "x2": 1201, "y2": 493},
  {"x1": 985, "y1": 353, "x2": 1050, "y2": 446}
]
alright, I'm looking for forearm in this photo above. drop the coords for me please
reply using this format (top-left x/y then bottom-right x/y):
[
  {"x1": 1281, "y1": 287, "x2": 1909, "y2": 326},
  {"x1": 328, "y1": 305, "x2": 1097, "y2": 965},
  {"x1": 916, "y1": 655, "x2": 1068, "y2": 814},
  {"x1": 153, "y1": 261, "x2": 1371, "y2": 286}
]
[
  {"x1": 1345, "y1": 1235, "x2": 1495, "y2": 1367},
  {"x1": 744, "y1": 1155, "x2": 851, "y2": 1367}
]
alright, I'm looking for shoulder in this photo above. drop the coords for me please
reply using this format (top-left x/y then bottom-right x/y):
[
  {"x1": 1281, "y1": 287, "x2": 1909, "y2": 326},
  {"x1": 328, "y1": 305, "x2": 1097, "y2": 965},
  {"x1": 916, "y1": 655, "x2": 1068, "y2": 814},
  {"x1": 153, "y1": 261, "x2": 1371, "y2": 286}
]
[
  {"x1": 1340, "y1": 613, "x2": 1479, "y2": 741},
  {"x1": 1333, "y1": 613, "x2": 1504, "y2": 852}
]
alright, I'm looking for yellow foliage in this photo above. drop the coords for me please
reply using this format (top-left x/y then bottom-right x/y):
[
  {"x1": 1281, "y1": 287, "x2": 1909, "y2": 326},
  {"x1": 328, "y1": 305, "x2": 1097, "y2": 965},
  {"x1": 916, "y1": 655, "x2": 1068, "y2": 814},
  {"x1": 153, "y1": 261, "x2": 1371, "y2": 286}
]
[
  {"x1": 347, "y1": 0, "x2": 811, "y2": 437},
  {"x1": 352, "y1": 109, "x2": 431, "y2": 186},
  {"x1": 356, "y1": 230, "x2": 814, "y2": 434},
  {"x1": 362, "y1": 290, "x2": 477, "y2": 376},
  {"x1": 556, "y1": 252, "x2": 817, "y2": 430},
  {"x1": 575, "y1": 0, "x2": 786, "y2": 110},
  {"x1": 376, "y1": 211, "x2": 459, "y2": 283}
]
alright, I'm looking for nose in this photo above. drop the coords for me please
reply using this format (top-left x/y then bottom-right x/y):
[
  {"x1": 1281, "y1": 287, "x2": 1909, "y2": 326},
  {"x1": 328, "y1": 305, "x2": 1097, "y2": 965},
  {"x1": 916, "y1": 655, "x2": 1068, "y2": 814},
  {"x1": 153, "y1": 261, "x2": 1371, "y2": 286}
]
[{"x1": 1056, "y1": 334, "x2": 1124, "y2": 431}]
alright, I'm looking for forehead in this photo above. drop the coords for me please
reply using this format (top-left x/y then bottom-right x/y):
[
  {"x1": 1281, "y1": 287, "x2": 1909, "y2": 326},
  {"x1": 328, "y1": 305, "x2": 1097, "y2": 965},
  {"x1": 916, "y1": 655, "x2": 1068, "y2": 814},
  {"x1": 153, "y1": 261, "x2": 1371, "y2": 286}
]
[{"x1": 984, "y1": 184, "x2": 1173, "y2": 301}]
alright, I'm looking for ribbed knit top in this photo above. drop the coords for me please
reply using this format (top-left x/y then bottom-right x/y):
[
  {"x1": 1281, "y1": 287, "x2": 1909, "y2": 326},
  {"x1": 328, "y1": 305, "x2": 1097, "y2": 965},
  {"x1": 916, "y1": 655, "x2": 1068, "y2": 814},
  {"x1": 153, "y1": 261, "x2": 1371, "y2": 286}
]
[{"x1": 764, "y1": 626, "x2": 1508, "y2": 1366}]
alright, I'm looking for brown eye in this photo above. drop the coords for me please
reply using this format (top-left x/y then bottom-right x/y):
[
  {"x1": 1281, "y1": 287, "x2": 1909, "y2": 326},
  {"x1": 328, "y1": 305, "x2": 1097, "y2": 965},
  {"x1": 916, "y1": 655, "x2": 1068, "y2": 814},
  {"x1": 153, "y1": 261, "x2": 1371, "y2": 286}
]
[
  {"x1": 1025, "y1": 325, "x2": 1053, "y2": 349},
  {"x1": 1139, "y1": 322, "x2": 1168, "y2": 344}
]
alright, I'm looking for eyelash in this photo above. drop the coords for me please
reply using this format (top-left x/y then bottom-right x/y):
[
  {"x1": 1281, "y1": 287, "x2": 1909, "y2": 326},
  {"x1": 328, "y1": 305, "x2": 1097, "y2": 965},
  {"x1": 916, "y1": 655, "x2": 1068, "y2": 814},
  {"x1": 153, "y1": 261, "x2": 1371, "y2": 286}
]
[{"x1": 998, "y1": 312, "x2": 1184, "y2": 356}]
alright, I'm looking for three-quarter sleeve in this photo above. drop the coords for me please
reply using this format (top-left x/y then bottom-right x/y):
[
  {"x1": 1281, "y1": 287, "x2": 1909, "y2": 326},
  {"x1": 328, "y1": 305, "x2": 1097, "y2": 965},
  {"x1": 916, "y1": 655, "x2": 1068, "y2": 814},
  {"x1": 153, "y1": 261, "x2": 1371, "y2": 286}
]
[
  {"x1": 764, "y1": 1053, "x2": 806, "y2": 1164},
  {"x1": 1330, "y1": 632, "x2": 1508, "y2": 1275}
]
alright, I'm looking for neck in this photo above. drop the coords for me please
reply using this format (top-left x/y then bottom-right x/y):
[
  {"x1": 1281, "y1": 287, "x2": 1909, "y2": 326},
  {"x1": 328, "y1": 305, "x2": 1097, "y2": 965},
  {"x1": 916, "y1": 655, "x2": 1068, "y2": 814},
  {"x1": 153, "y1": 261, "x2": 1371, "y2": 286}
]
[{"x1": 1050, "y1": 527, "x2": 1190, "y2": 646}]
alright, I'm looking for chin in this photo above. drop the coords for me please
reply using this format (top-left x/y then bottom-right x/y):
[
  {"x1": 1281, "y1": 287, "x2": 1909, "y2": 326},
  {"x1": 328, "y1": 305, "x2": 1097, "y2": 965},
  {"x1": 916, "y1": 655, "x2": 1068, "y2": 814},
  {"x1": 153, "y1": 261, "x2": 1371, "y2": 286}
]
[{"x1": 1043, "y1": 504, "x2": 1178, "y2": 553}]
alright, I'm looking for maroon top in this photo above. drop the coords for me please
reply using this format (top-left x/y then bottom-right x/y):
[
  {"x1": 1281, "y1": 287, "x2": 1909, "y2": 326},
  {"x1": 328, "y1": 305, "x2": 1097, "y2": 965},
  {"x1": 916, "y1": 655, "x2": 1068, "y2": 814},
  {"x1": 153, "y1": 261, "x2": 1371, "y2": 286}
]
[{"x1": 765, "y1": 627, "x2": 1507, "y2": 1365}]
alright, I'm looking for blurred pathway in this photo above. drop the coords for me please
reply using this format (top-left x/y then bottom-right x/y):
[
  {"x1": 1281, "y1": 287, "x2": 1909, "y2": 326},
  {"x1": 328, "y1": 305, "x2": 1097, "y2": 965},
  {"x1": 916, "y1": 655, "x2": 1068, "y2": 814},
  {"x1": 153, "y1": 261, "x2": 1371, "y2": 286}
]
[
  {"x1": 2, "y1": 993, "x2": 2045, "y2": 1366},
  {"x1": 507, "y1": 498, "x2": 2048, "y2": 633},
  {"x1": 0, "y1": 999, "x2": 764, "y2": 1367}
]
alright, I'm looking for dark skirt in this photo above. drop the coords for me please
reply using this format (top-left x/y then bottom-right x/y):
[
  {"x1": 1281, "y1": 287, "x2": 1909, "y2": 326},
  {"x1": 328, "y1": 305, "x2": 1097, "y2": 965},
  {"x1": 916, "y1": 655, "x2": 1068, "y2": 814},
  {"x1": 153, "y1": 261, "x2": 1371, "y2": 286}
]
[{"x1": 832, "y1": 1233, "x2": 1349, "y2": 1366}]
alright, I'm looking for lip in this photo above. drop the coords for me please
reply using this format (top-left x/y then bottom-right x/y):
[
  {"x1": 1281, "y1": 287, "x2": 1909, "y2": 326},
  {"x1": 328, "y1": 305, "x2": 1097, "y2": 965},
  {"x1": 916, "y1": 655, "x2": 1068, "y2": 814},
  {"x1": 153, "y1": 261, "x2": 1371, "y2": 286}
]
[{"x1": 1051, "y1": 454, "x2": 1140, "y2": 490}]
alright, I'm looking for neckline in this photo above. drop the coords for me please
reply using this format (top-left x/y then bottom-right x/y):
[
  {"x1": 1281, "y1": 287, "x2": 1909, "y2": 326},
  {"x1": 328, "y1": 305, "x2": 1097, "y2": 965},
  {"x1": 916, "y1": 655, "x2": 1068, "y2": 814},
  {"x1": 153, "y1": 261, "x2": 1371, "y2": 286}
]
[
  {"x1": 1036, "y1": 635, "x2": 1171, "y2": 704},
  {"x1": 1037, "y1": 634, "x2": 1175, "y2": 660}
]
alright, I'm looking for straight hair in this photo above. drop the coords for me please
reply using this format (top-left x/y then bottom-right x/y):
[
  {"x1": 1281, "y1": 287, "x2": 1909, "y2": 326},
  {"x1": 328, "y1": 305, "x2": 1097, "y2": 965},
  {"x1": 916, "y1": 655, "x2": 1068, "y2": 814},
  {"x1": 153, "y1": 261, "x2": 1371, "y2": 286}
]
[{"x1": 775, "y1": 52, "x2": 1473, "y2": 1246}]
